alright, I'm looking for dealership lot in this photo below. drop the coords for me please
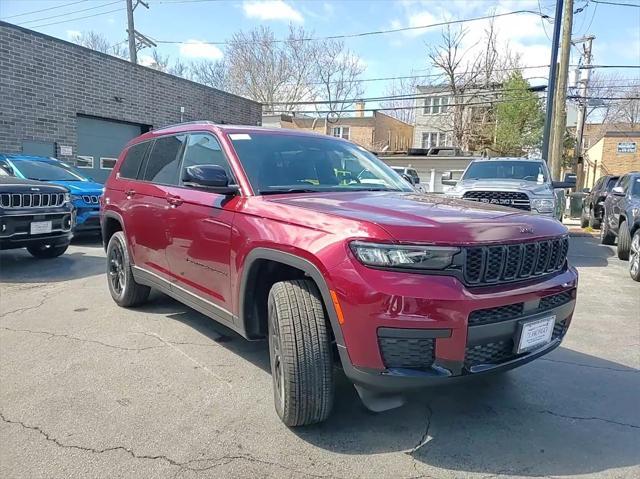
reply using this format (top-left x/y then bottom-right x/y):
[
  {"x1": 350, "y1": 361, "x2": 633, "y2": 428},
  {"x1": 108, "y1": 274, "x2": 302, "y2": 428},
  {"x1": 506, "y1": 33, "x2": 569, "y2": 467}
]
[{"x1": 0, "y1": 236, "x2": 638, "y2": 479}]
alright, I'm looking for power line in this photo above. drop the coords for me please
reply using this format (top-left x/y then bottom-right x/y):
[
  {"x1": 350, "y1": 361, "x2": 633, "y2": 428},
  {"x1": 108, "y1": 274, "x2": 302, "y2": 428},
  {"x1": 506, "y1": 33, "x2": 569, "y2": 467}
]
[
  {"x1": 580, "y1": 64, "x2": 640, "y2": 68},
  {"x1": 26, "y1": 7, "x2": 125, "y2": 29},
  {"x1": 154, "y1": 9, "x2": 545, "y2": 46},
  {"x1": 1, "y1": 0, "x2": 88, "y2": 20},
  {"x1": 18, "y1": 1, "x2": 123, "y2": 26},
  {"x1": 590, "y1": 0, "x2": 640, "y2": 7}
]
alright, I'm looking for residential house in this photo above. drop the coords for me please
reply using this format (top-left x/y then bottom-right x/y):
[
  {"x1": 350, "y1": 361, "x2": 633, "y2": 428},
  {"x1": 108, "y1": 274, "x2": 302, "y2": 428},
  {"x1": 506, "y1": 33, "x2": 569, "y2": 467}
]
[
  {"x1": 262, "y1": 108, "x2": 414, "y2": 154},
  {"x1": 583, "y1": 131, "x2": 640, "y2": 188}
]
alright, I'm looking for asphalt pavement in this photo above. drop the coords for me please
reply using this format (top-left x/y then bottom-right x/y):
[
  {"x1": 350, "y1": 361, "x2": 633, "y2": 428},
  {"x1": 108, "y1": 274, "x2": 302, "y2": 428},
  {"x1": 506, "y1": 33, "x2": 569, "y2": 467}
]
[{"x1": 0, "y1": 234, "x2": 638, "y2": 479}]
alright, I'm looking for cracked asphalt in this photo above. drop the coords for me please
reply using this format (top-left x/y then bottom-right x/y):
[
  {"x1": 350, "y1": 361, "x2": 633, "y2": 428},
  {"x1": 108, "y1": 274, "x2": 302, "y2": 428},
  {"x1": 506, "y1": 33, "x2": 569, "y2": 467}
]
[{"x1": 1, "y1": 235, "x2": 638, "y2": 479}]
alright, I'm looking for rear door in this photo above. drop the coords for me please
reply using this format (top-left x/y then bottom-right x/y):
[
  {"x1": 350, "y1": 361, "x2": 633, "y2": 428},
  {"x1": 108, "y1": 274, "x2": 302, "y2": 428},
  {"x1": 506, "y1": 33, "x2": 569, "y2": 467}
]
[
  {"x1": 163, "y1": 133, "x2": 238, "y2": 314},
  {"x1": 127, "y1": 135, "x2": 186, "y2": 278},
  {"x1": 608, "y1": 175, "x2": 629, "y2": 234}
]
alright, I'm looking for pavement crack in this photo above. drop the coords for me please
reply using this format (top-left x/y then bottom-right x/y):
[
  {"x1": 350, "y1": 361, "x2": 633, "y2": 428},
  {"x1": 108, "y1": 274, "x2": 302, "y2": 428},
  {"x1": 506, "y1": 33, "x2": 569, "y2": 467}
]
[
  {"x1": 540, "y1": 357, "x2": 639, "y2": 373},
  {"x1": 0, "y1": 290, "x2": 53, "y2": 319},
  {"x1": 0, "y1": 327, "x2": 165, "y2": 352},
  {"x1": 536, "y1": 409, "x2": 640, "y2": 429},
  {"x1": 406, "y1": 402, "x2": 434, "y2": 456}
]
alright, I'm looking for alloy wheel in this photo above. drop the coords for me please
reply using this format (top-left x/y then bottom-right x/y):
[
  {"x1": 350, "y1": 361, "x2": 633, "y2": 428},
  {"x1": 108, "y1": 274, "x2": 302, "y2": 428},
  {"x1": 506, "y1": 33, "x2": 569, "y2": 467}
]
[
  {"x1": 630, "y1": 233, "x2": 640, "y2": 278},
  {"x1": 108, "y1": 240, "x2": 126, "y2": 296}
]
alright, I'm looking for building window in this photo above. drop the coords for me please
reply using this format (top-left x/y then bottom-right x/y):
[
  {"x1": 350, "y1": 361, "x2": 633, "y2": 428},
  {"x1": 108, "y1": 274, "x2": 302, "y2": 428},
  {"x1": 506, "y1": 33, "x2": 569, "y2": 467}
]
[
  {"x1": 332, "y1": 126, "x2": 350, "y2": 140},
  {"x1": 100, "y1": 157, "x2": 117, "y2": 170},
  {"x1": 421, "y1": 132, "x2": 450, "y2": 148},
  {"x1": 76, "y1": 156, "x2": 94, "y2": 168},
  {"x1": 423, "y1": 96, "x2": 450, "y2": 115}
]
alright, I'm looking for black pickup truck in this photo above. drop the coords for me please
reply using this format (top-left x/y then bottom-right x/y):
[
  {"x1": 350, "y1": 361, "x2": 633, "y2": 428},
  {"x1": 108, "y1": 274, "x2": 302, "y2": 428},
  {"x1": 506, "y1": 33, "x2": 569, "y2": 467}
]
[{"x1": 0, "y1": 174, "x2": 74, "y2": 258}]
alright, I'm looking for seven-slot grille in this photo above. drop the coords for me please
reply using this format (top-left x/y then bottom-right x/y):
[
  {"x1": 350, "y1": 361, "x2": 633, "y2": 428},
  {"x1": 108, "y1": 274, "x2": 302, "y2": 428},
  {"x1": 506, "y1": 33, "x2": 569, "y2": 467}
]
[
  {"x1": 463, "y1": 237, "x2": 569, "y2": 286},
  {"x1": 82, "y1": 195, "x2": 100, "y2": 204},
  {"x1": 0, "y1": 192, "x2": 65, "y2": 208},
  {"x1": 462, "y1": 191, "x2": 531, "y2": 211}
]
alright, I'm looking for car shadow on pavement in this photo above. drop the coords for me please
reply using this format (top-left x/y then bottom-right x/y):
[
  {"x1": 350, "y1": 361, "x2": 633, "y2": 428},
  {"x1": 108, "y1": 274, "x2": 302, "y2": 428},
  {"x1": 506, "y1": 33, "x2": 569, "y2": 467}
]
[
  {"x1": 71, "y1": 233, "x2": 104, "y2": 248},
  {"x1": 0, "y1": 250, "x2": 105, "y2": 283},
  {"x1": 568, "y1": 235, "x2": 615, "y2": 267},
  {"x1": 295, "y1": 347, "x2": 639, "y2": 477}
]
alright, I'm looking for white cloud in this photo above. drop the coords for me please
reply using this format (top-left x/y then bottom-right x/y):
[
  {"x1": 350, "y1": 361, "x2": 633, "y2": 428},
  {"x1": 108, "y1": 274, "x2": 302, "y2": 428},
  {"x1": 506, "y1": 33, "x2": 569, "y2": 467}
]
[
  {"x1": 66, "y1": 30, "x2": 81, "y2": 40},
  {"x1": 179, "y1": 40, "x2": 224, "y2": 60},
  {"x1": 242, "y1": 1, "x2": 304, "y2": 23}
]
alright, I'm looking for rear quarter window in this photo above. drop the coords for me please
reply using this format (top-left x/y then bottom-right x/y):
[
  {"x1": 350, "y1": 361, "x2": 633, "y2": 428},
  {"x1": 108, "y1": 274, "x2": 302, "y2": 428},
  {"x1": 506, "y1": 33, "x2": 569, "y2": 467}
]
[{"x1": 119, "y1": 142, "x2": 150, "y2": 179}]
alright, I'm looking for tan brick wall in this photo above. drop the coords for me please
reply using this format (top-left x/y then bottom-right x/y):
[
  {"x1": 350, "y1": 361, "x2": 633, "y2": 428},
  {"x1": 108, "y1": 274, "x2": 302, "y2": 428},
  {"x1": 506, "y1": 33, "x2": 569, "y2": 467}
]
[
  {"x1": 373, "y1": 112, "x2": 414, "y2": 152},
  {"x1": 602, "y1": 136, "x2": 640, "y2": 175}
]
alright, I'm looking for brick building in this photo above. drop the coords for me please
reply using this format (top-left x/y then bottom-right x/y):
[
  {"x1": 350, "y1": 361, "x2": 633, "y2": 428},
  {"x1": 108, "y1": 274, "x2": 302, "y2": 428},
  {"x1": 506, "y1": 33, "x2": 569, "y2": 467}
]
[
  {"x1": 583, "y1": 131, "x2": 640, "y2": 187},
  {"x1": 262, "y1": 110, "x2": 414, "y2": 153},
  {"x1": 0, "y1": 22, "x2": 261, "y2": 182}
]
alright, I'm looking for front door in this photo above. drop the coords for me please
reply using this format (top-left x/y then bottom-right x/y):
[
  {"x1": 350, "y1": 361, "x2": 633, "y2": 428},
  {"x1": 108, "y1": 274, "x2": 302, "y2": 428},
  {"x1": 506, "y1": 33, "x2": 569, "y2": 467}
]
[{"x1": 164, "y1": 133, "x2": 237, "y2": 315}]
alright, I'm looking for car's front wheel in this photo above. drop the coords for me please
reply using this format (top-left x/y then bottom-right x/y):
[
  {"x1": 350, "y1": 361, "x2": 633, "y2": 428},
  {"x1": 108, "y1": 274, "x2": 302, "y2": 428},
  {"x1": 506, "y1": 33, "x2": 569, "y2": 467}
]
[
  {"x1": 629, "y1": 230, "x2": 640, "y2": 282},
  {"x1": 27, "y1": 242, "x2": 69, "y2": 259},
  {"x1": 267, "y1": 279, "x2": 334, "y2": 427},
  {"x1": 617, "y1": 221, "x2": 631, "y2": 260},
  {"x1": 106, "y1": 231, "x2": 150, "y2": 307}
]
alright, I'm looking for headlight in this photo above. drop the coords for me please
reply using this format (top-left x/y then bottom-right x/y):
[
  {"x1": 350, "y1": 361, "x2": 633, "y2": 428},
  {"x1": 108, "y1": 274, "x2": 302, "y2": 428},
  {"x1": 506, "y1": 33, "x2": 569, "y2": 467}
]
[
  {"x1": 531, "y1": 198, "x2": 555, "y2": 213},
  {"x1": 64, "y1": 193, "x2": 72, "y2": 204},
  {"x1": 350, "y1": 241, "x2": 459, "y2": 270}
]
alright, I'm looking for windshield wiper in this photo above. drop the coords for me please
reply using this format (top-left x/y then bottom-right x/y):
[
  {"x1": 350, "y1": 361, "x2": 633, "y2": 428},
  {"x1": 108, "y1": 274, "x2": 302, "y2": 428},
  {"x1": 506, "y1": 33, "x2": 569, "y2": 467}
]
[{"x1": 260, "y1": 188, "x2": 321, "y2": 195}]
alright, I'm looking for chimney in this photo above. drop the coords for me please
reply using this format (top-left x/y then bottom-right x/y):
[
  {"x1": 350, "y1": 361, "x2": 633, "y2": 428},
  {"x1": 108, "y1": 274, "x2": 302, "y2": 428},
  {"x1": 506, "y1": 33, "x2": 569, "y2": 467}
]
[{"x1": 355, "y1": 100, "x2": 365, "y2": 118}]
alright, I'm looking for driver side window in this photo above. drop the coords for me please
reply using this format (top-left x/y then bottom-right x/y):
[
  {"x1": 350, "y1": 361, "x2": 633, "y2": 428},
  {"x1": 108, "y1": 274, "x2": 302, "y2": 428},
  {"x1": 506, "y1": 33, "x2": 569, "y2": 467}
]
[{"x1": 181, "y1": 134, "x2": 235, "y2": 186}]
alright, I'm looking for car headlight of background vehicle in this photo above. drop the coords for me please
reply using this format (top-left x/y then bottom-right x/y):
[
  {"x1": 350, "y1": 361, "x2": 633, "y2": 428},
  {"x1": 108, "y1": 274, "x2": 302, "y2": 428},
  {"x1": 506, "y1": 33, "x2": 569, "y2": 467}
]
[
  {"x1": 350, "y1": 241, "x2": 459, "y2": 270},
  {"x1": 531, "y1": 198, "x2": 555, "y2": 213},
  {"x1": 70, "y1": 194, "x2": 82, "y2": 202},
  {"x1": 64, "y1": 193, "x2": 72, "y2": 204}
]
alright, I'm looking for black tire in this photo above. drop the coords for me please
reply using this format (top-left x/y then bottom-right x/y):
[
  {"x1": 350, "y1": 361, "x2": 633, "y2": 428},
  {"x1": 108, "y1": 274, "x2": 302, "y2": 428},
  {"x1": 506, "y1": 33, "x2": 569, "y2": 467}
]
[
  {"x1": 629, "y1": 230, "x2": 640, "y2": 282},
  {"x1": 617, "y1": 221, "x2": 631, "y2": 260},
  {"x1": 267, "y1": 279, "x2": 334, "y2": 427},
  {"x1": 588, "y1": 209, "x2": 601, "y2": 229},
  {"x1": 580, "y1": 212, "x2": 589, "y2": 228},
  {"x1": 600, "y1": 218, "x2": 616, "y2": 245},
  {"x1": 106, "y1": 231, "x2": 150, "y2": 307},
  {"x1": 27, "y1": 242, "x2": 69, "y2": 259}
]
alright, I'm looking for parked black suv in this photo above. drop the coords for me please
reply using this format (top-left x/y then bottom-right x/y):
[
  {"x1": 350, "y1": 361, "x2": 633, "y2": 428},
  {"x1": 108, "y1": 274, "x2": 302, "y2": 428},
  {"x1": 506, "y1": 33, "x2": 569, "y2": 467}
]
[
  {"x1": 0, "y1": 174, "x2": 74, "y2": 258},
  {"x1": 580, "y1": 175, "x2": 619, "y2": 229},
  {"x1": 601, "y1": 172, "x2": 640, "y2": 268}
]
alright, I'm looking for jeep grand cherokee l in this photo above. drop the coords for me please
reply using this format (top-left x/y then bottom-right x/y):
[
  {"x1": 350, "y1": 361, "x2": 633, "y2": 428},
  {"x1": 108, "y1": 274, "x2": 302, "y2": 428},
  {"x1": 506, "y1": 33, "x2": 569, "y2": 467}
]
[{"x1": 101, "y1": 122, "x2": 578, "y2": 426}]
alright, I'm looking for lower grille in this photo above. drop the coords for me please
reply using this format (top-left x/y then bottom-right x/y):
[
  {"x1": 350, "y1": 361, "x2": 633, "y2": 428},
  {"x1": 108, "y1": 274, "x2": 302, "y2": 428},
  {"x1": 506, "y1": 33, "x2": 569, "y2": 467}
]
[
  {"x1": 464, "y1": 319, "x2": 567, "y2": 369},
  {"x1": 379, "y1": 336, "x2": 435, "y2": 369}
]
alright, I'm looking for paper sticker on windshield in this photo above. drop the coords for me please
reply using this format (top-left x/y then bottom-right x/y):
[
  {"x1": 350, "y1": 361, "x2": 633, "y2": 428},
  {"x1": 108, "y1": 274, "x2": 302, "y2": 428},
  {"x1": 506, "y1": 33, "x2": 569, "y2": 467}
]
[{"x1": 229, "y1": 133, "x2": 251, "y2": 140}]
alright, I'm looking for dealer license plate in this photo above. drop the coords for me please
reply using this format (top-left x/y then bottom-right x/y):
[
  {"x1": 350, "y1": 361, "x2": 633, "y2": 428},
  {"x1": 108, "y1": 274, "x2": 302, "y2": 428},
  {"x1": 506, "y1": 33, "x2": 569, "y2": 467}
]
[
  {"x1": 517, "y1": 316, "x2": 555, "y2": 353},
  {"x1": 30, "y1": 221, "x2": 52, "y2": 235}
]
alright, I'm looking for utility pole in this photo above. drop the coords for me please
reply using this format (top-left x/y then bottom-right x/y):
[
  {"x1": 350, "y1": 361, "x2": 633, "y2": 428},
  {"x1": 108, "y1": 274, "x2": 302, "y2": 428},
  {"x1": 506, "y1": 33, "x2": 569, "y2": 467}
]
[
  {"x1": 542, "y1": 0, "x2": 564, "y2": 164},
  {"x1": 572, "y1": 36, "x2": 595, "y2": 190},
  {"x1": 549, "y1": 0, "x2": 574, "y2": 180},
  {"x1": 126, "y1": 0, "x2": 137, "y2": 64},
  {"x1": 125, "y1": 0, "x2": 153, "y2": 65}
]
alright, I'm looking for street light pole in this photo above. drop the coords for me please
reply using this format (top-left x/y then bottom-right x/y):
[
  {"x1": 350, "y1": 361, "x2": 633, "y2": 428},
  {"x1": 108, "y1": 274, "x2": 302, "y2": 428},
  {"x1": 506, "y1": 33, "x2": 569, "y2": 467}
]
[
  {"x1": 573, "y1": 36, "x2": 595, "y2": 190},
  {"x1": 126, "y1": 0, "x2": 137, "y2": 64},
  {"x1": 541, "y1": 0, "x2": 564, "y2": 164}
]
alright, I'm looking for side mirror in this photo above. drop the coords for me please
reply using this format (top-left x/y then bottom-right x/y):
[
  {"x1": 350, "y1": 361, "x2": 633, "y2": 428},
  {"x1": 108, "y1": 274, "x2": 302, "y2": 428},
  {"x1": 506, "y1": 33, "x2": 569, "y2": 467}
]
[
  {"x1": 183, "y1": 164, "x2": 239, "y2": 195},
  {"x1": 582, "y1": 188, "x2": 591, "y2": 193},
  {"x1": 441, "y1": 171, "x2": 457, "y2": 186},
  {"x1": 611, "y1": 186, "x2": 625, "y2": 197}
]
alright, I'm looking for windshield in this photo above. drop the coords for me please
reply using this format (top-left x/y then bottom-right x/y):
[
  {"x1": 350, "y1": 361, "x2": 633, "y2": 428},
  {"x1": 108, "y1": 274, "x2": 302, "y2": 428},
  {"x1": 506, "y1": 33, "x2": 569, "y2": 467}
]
[
  {"x1": 229, "y1": 133, "x2": 411, "y2": 194},
  {"x1": 462, "y1": 160, "x2": 548, "y2": 182},
  {"x1": 631, "y1": 177, "x2": 640, "y2": 198},
  {"x1": 12, "y1": 159, "x2": 87, "y2": 182}
]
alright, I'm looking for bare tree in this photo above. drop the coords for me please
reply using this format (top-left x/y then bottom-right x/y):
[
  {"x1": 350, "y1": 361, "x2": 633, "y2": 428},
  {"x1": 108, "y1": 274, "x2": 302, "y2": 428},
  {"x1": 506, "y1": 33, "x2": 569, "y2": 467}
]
[
  {"x1": 313, "y1": 39, "x2": 365, "y2": 119},
  {"x1": 189, "y1": 59, "x2": 231, "y2": 91},
  {"x1": 70, "y1": 31, "x2": 127, "y2": 59},
  {"x1": 379, "y1": 77, "x2": 420, "y2": 124}
]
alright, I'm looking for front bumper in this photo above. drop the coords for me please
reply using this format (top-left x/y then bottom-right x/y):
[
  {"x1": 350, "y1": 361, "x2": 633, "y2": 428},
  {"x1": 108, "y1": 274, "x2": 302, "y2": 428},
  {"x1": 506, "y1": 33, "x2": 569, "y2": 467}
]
[
  {"x1": 0, "y1": 210, "x2": 74, "y2": 250},
  {"x1": 73, "y1": 202, "x2": 101, "y2": 231},
  {"x1": 331, "y1": 259, "x2": 578, "y2": 392}
]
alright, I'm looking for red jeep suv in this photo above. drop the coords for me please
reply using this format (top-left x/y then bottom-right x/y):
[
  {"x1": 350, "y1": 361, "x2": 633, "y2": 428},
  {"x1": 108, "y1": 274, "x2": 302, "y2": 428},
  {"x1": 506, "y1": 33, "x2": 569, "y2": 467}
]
[{"x1": 101, "y1": 122, "x2": 578, "y2": 426}]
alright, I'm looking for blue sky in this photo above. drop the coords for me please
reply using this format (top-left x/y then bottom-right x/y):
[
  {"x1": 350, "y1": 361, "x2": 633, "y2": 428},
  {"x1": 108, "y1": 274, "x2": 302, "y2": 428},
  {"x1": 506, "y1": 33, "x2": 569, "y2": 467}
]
[{"x1": 2, "y1": 0, "x2": 639, "y2": 99}]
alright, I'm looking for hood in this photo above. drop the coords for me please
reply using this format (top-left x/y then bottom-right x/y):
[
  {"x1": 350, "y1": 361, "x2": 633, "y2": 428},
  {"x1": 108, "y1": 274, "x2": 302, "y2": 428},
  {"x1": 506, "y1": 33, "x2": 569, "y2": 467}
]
[
  {"x1": 0, "y1": 176, "x2": 69, "y2": 193},
  {"x1": 451, "y1": 179, "x2": 553, "y2": 196},
  {"x1": 48, "y1": 180, "x2": 104, "y2": 195},
  {"x1": 265, "y1": 191, "x2": 567, "y2": 245}
]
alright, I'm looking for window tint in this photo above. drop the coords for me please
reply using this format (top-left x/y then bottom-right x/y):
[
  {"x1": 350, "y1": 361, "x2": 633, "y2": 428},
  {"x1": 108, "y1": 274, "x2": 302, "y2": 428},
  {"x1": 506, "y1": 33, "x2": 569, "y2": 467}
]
[
  {"x1": 618, "y1": 175, "x2": 630, "y2": 192},
  {"x1": 142, "y1": 135, "x2": 185, "y2": 184},
  {"x1": 119, "y1": 142, "x2": 149, "y2": 179},
  {"x1": 181, "y1": 134, "x2": 234, "y2": 184},
  {"x1": 605, "y1": 177, "x2": 619, "y2": 191}
]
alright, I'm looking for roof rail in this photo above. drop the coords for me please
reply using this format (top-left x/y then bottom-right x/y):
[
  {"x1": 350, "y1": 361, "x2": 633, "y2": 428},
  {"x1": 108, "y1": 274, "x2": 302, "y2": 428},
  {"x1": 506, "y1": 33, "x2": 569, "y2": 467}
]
[{"x1": 153, "y1": 120, "x2": 217, "y2": 133}]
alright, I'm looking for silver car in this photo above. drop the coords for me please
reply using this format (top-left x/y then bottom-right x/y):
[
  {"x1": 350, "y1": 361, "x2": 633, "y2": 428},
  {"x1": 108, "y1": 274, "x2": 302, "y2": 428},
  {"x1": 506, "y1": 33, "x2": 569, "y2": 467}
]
[{"x1": 443, "y1": 158, "x2": 574, "y2": 220}]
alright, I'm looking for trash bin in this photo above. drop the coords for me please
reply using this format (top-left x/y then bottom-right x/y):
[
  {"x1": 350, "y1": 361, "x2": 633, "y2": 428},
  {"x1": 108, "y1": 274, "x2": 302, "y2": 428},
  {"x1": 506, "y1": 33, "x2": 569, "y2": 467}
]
[{"x1": 569, "y1": 192, "x2": 588, "y2": 219}]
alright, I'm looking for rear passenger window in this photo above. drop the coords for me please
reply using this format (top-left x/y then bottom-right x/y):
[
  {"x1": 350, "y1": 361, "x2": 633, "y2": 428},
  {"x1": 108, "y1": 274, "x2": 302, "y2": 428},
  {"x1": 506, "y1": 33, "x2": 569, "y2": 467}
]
[
  {"x1": 119, "y1": 142, "x2": 149, "y2": 179},
  {"x1": 143, "y1": 135, "x2": 186, "y2": 185},
  {"x1": 180, "y1": 134, "x2": 235, "y2": 185}
]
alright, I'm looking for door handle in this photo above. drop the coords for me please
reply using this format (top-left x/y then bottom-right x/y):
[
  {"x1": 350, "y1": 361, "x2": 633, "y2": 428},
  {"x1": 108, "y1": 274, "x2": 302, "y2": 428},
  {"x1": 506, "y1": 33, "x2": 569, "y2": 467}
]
[
  {"x1": 125, "y1": 189, "x2": 136, "y2": 198},
  {"x1": 166, "y1": 195, "x2": 183, "y2": 207}
]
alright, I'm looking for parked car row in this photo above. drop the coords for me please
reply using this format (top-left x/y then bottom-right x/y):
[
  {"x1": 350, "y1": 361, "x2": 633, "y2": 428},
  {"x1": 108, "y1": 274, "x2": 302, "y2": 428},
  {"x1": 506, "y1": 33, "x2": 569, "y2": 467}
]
[{"x1": 0, "y1": 154, "x2": 103, "y2": 258}]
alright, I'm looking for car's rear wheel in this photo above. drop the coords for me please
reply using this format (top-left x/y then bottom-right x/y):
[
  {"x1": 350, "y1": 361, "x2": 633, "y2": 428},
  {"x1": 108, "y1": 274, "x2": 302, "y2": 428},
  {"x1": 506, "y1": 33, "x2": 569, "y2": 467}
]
[
  {"x1": 629, "y1": 230, "x2": 640, "y2": 282},
  {"x1": 588, "y1": 208, "x2": 601, "y2": 229},
  {"x1": 617, "y1": 221, "x2": 631, "y2": 260},
  {"x1": 580, "y1": 211, "x2": 589, "y2": 228},
  {"x1": 27, "y1": 242, "x2": 69, "y2": 259},
  {"x1": 267, "y1": 279, "x2": 334, "y2": 427},
  {"x1": 106, "y1": 231, "x2": 150, "y2": 307},
  {"x1": 600, "y1": 219, "x2": 616, "y2": 245}
]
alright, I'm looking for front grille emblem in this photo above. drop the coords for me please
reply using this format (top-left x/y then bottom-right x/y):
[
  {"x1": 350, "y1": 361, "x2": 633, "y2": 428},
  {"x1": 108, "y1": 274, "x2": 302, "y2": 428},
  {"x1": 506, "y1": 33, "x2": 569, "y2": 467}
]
[{"x1": 519, "y1": 226, "x2": 534, "y2": 234}]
